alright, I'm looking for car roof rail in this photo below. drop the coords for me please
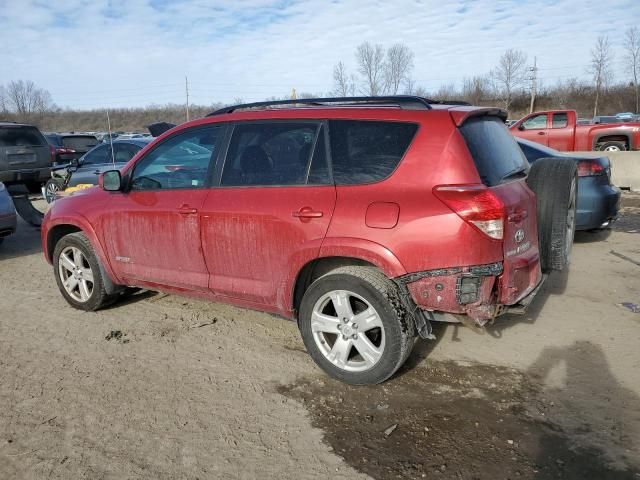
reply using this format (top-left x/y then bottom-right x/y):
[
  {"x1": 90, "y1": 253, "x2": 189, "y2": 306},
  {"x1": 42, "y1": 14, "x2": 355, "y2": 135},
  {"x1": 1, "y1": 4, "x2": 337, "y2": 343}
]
[{"x1": 206, "y1": 95, "x2": 446, "y2": 116}]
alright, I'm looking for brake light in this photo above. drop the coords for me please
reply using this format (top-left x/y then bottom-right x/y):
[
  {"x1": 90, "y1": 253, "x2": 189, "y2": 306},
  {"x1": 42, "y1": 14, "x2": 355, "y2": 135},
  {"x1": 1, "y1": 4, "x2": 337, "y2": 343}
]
[
  {"x1": 433, "y1": 184, "x2": 504, "y2": 240},
  {"x1": 577, "y1": 160, "x2": 605, "y2": 177},
  {"x1": 55, "y1": 147, "x2": 76, "y2": 154},
  {"x1": 49, "y1": 145, "x2": 56, "y2": 164}
]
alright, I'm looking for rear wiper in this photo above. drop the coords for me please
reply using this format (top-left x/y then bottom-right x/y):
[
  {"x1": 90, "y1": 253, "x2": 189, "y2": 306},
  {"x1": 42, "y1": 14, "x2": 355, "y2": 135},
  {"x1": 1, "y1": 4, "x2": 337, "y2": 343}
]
[{"x1": 500, "y1": 167, "x2": 528, "y2": 182}]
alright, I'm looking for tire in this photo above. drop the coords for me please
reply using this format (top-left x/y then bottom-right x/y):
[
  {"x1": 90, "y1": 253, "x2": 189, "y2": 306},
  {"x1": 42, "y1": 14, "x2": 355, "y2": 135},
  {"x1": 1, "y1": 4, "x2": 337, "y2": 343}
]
[
  {"x1": 45, "y1": 178, "x2": 64, "y2": 204},
  {"x1": 526, "y1": 158, "x2": 578, "y2": 273},
  {"x1": 53, "y1": 232, "x2": 117, "y2": 311},
  {"x1": 597, "y1": 141, "x2": 626, "y2": 152},
  {"x1": 298, "y1": 266, "x2": 416, "y2": 385}
]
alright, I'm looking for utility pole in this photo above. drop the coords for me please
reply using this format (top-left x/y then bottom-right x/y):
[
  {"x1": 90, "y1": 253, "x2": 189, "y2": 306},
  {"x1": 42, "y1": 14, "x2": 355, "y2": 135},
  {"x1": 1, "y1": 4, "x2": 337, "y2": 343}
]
[
  {"x1": 528, "y1": 56, "x2": 537, "y2": 114},
  {"x1": 185, "y1": 76, "x2": 190, "y2": 121}
]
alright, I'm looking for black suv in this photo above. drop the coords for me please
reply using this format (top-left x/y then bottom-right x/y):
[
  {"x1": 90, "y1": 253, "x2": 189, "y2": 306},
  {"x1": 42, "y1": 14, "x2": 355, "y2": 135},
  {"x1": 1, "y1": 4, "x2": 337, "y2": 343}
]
[{"x1": 0, "y1": 122, "x2": 52, "y2": 190}]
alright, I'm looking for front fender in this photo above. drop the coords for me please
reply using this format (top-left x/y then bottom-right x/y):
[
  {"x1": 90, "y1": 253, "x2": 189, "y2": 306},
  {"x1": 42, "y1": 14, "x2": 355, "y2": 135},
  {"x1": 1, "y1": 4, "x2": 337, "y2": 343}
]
[{"x1": 42, "y1": 214, "x2": 121, "y2": 286}]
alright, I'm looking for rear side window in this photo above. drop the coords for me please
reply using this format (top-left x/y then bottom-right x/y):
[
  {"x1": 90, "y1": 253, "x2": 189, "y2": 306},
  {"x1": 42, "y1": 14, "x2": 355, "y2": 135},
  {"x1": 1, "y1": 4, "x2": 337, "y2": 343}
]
[
  {"x1": 552, "y1": 113, "x2": 568, "y2": 128},
  {"x1": 460, "y1": 117, "x2": 528, "y2": 187},
  {"x1": 329, "y1": 120, "x2": 418, "y2": 185},
  {"x1": 221, "y1": 122, "x2": 324, "y2": 186},
  {"x1": 0, "y1": 126, "x2": 47, "y2": 147},
  {"x1": 62, "y1": 136, "x2": 97, "y2": 151}
]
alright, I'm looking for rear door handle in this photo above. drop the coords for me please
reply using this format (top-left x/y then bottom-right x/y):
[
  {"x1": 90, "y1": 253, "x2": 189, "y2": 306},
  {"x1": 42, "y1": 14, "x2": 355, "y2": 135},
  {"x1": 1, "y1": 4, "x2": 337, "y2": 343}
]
[
  {"x1": 292, "y1": 207, "x2": 323, "y2": 219},
  {"x1": 537, "y1": 132, "x2": 546, "y2": 136},
  {"x1": 93, "y1": 170, "x2": 101, "y2": 175},
  {"x1": 178, "y1": 205, "x2": 198, "y2": 215}
]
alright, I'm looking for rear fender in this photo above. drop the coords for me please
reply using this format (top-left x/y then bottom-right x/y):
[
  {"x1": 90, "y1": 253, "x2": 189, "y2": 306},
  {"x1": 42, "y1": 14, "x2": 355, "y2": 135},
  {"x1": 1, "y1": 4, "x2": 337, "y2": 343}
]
[{"x1": 318, "y1": 238, "x2": 407, "y2": 278}]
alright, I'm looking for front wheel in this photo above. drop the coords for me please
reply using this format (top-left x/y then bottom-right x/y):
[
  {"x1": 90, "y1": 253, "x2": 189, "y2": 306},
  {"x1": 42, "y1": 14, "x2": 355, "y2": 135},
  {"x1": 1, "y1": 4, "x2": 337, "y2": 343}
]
[
  {"x1": 45, "y1": 179, "x2": 64, "y2": 203},
  {"x1": 298, "y1": 266, "x2": 415, "y2": 385},
  {"x1": 53, "y1": 232, "x2": 117, "y2": 311}
]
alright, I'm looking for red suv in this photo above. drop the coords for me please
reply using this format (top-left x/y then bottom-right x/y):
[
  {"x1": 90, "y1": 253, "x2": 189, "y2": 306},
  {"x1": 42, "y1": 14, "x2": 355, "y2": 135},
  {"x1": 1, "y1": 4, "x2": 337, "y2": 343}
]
[{"x1": 41, "y1": 97, "x2": 576, "y2": 385}]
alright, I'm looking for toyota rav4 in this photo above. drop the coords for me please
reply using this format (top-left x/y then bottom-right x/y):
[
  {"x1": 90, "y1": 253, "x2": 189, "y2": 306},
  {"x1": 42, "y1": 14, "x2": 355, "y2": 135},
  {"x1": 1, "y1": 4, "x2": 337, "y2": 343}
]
[{"x1": 41, "y1": 96, "x2": 577, "y2": 385}]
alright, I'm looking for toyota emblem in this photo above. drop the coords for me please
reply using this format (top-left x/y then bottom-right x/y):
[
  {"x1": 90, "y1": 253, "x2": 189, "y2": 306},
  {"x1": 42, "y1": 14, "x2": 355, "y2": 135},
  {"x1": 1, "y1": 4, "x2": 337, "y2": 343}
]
[{"x1": 514, "y1": 229, "x2": 525, "y2": 243}]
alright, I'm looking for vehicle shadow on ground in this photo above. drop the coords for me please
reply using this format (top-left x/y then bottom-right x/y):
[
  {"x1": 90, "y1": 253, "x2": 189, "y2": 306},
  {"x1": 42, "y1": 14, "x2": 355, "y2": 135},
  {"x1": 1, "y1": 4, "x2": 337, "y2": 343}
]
[
  {"x1": 0, "y1": 221, "x2": 42, "y2": 261},
  {"x1": 529, "y1": 341, "x2": 640, "y2": 478},
  {"x1": 281, "y1": 341, "x2": 640, "y2": 479}
]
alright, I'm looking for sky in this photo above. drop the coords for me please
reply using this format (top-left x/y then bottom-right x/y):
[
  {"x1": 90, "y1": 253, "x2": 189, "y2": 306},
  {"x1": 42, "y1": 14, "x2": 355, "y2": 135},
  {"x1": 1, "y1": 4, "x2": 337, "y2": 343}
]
[{"x1": 1, "y1": 0, "x2": 639, "y2": 110}]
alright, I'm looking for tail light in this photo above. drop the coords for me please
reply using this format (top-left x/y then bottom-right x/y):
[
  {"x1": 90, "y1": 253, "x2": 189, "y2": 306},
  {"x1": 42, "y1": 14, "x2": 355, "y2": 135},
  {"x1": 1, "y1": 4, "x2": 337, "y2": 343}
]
[
  {"x1": 433, "y1": 184, "x2": 504, "y2": 240},
  {"x1": 55, "y1": 147, "x2": 76, "y2": 154},
  {"x1": 577, "y1": 160, "x2": 605, "y2": 177},
  {"x1": 49, "y1": 145, "x2": 56, "y2": 164}
]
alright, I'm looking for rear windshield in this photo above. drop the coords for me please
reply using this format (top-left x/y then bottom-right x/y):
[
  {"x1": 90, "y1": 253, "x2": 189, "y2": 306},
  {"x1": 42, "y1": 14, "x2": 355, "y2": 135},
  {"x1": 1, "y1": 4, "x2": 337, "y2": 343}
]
[
  {"x1": 459, "y1": 117, "x2": 528, "y2": 186},
  {"x1": 0, "y1": 126, "x2": 47, "y2": 147},
  {"x1": 62, "y1": 136, "x2": 98, "y2": 150},
  {"x1": 329, "y1": 120, "x2": 418, "y2": 185}
]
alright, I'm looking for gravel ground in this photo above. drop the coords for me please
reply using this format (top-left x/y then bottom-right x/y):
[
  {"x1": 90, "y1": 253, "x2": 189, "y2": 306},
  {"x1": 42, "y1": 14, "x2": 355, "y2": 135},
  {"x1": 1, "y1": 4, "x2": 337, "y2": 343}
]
[{"x1": 0, "y1": 194, "x2": 639, "y2": 480}]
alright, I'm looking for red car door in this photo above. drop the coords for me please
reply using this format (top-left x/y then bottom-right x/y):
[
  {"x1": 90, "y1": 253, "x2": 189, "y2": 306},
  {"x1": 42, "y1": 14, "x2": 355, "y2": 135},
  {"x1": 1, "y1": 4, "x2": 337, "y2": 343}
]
[
  {"x1": 102, "y1": 125, "x2": 225, "y2": 290},
  {"x1": 546, "y1": 112, "x2": 573, "y2": 151},
  {"x1": 516, "y1": 113, "x2": 550, "y2": 146},
  {"x1": 200, "y1": 122, "x2": 336, "y2": 310}
]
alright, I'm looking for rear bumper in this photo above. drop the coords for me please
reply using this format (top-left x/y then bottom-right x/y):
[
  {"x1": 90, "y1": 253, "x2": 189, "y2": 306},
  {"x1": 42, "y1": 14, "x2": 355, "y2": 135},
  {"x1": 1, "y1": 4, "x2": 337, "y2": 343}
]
[
  {"x1": 0, "y1": 167, "x2": 51, "y2": 185},
  {"x1": 399, "y1": 255, "x2": 543, "y2": 325},
  {"x1": 576, "y1": 182, "x2": 621, "y2": 230}
]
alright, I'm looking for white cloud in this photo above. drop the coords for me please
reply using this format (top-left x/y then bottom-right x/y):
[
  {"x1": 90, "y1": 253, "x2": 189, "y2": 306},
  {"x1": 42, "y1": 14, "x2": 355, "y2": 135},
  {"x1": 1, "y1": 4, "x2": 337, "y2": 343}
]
[{"x1": 0, "y1": 0, "x2": 637, "y2": 108}]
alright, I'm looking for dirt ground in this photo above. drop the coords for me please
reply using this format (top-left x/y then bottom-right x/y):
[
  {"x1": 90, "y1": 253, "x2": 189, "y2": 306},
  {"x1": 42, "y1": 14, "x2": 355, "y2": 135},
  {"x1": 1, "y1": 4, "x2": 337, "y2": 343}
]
[{"x1": 1, "y1": 195, "x2": 639, "y2": 480}]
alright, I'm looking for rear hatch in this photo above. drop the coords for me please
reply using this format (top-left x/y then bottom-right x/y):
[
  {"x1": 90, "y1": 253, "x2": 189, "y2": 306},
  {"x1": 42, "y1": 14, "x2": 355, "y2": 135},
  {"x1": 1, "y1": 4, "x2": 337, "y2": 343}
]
[
  {"x1": 60, "y1": 135, "x2": 98, "y2": 161},
  {"x1": 458, "y1": 115, "x2": 542, "y2": 305},
  {"x1": 0, "y1": 125, "x2": 51, "y2": 172}
]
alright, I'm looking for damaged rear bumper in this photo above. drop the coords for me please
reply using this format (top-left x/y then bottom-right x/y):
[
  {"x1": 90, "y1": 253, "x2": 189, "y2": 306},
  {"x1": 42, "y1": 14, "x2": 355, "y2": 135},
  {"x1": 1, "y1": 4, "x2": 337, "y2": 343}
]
[{"x1": 396, "y1": 259, "x2": 543, "y2": 328}]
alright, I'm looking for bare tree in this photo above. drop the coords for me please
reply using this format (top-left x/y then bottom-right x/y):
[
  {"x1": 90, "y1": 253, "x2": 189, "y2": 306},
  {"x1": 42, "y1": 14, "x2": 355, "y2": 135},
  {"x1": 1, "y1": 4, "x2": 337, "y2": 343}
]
[
  {"x1": 385, "y1": 43, "x2": 414, "y2": 95},
  {"x1": 0, "y1": 85, "x2": 6, "y2": 114},
  {"x1": 588, "y1": 35, "x2": 614, "y2": 117},
  {"x1": 332, "y1": 61, "x2": 356, "y2": 97},
  {"x1": 624, "y1": 27, "x2": 640, "y2": 113},
  {"x1": 356, "y1": 42, "x2": 386, "y2": 96},
  {"x1": 462, "y1": 75, "x2": 490, "y2": 105},
  {"x1": 5, "y1": 80, "x2": 53, "y2": 121},
  {"x1": 490, "y1": 49, "x2": 528, "y2": 112}
]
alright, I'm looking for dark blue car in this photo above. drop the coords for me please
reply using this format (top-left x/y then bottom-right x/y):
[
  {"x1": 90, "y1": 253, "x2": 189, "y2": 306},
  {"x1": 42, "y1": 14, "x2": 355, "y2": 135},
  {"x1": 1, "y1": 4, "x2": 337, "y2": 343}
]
[
  {"x1": 517, "y1": 138, "x2": 621, "y2": 230},
  {"x1": 0, "y1": 182, "x2": 17, "y2": 245}
]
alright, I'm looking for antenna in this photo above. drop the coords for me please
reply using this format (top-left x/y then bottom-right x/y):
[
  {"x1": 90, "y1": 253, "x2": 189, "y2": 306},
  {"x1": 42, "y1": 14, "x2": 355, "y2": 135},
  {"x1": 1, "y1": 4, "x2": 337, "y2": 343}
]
[
  {"x1": 107, "y1": 109, "x2": 115, "y2": 165},
  {"x1": 185, "y1": 76, "x2": 190, "y2": 122},
  {"x1": 528, "y1": 56, "x2": 538, "y2": 114}
]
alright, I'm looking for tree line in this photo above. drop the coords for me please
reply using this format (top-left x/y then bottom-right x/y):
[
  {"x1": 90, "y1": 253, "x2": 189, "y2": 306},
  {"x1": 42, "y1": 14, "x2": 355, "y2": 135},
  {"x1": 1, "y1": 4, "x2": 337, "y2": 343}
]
[{"x1": 1, "y1": 27, "x2": 639, "y2": 132}]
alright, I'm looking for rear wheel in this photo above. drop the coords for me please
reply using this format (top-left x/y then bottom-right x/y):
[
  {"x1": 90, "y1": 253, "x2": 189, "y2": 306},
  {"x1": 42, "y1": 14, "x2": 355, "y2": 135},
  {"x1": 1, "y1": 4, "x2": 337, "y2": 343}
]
[
  {"x1": 598, "y1": 141, "x2": 626, "y2": 152},
  {"x1": 53, "y1": 232, "x2": 117, "y2": 311},
  {"x1": 298, "y1": 266, "x2": 415, "y2": 385},
  {"x1": 526, "y1": 158, "x2": 577, "y2": 273}
]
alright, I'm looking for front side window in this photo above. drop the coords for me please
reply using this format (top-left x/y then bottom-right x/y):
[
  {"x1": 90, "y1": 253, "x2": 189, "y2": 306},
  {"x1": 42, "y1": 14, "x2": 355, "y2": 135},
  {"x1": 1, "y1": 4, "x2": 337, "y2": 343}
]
[
  {"x1": 221, "y1": 122, "x2": 326, "y2": 186},
  {"x1": 329, "y1": 120, "x2": 418, "y2": 185},
  {"x1": 521, "y1": 114, "x2": 547, "y2": 130},
  {"x1": 552, "y1": 113, "x2": 568, "y2": 128},
  {"x1": 130, "y1": 126, "x2": 221, "y2": 190}
]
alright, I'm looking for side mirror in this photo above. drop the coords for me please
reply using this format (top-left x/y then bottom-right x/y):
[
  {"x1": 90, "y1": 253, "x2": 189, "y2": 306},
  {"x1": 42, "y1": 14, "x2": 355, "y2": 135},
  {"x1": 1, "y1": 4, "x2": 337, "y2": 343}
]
[
  {"x1": 517, "y1": 124, "x2": 525, "y2": 131},
  {"x1": 100, "y1": 170, "x2": 122, "y2": 192}
]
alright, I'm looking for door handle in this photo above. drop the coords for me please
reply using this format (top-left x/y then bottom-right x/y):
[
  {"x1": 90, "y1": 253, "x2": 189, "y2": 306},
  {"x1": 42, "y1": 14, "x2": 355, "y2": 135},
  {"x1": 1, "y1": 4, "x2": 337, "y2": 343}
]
[
  {"x1": 93, "y1": 170, "x2": 101, "y2": 175},
  {"x1": 292, "y1": 207, "x2": 323, "y2": 219},
  {"x1": 537, "y1": 132, "x2": 546, "y2": 136},
  {"x1": 178, "y1": 205, "x2": 198, "y2": 215}
]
